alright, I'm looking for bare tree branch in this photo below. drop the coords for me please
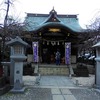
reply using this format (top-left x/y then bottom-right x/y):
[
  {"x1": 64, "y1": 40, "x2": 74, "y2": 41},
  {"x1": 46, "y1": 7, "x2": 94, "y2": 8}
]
[{"x1": 0, "y1": 0, "x2": 25, "y2": 61}]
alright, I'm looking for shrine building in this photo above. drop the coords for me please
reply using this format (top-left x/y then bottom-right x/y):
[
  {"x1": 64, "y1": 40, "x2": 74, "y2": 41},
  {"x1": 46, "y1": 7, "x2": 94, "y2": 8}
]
[{"x1": 23, "y1": 8, "x2": 84, "y2": 65}]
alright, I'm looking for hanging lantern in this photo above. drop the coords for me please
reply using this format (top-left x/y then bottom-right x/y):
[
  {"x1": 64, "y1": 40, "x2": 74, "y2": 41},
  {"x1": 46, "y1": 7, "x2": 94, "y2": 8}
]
[
  {"x1": 67, "y1": 33, "x2": 70, "y2": 36},
  {"x1": 54, "y1": 41, "x2": 56, "y2": 45},
  {"x1": 43, "y1": 41, "x2": 45, "y2": 45},
  {"x1": 47, "y1": 41, "x2": 49, "y2": 45},
  {"x1": 39, "y1": 32, "x2": 42, "y2": 36},
  {"x1": 62, "y1": 42, "x2": 64, "y2": 45},
  {"x1": 57, "y1": 41, "x2": 59, "y2": 45},
  {"x1": 51, "y1": 41, "x2": 53, "y2": 45}
]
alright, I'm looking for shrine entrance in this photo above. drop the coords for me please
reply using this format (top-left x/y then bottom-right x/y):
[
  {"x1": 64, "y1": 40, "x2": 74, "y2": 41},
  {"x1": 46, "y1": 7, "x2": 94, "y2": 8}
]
[
  {"x1": 36, "y1": 25, "x2": 79, "y2": 64},
  {"x1": 41, "y1": 41, "x2": 65, "y2": 64}
]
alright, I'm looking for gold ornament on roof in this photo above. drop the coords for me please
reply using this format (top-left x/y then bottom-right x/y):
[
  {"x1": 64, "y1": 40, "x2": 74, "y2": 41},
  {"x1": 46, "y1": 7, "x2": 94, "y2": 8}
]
[{"x1": 49, "y1": 28, "x2": 61, "y2": 32}]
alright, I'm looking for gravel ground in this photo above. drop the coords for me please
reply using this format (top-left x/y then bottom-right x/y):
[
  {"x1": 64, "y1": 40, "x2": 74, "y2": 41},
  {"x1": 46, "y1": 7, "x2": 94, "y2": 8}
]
[
  {"x1": 0, "y1": 87, "x2": 100, "y2": 100},
  {"x1": 70, "y1": 88, "x2": 100, "y2": 100},
  {"x1": 0, "y1": 88, "x2": 52, "y2": 100},
  {"x1": 0, "y1": 76, "x2": 100, "y2": 100},
  {"x1": 72, "y1": 75, "x2": 95, "y2": 87}
]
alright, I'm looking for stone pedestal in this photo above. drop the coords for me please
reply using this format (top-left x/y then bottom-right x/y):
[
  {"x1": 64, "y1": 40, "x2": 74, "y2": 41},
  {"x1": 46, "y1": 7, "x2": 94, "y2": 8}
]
[
  {"x1": 10, "y1": 55, "x2": 27, "y2": 93},
  {"x1": 10, "y1": 62, "x2": 24, "y2": 92},
  {"x1": 95, "y1": 58, "x2": 100, "y2": 89}
]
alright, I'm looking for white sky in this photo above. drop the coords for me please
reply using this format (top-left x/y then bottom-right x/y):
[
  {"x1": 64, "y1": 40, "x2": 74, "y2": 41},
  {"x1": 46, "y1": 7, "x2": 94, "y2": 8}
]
[{"x1": 0, "y1": 0, "x2": 100, "y2": 28}]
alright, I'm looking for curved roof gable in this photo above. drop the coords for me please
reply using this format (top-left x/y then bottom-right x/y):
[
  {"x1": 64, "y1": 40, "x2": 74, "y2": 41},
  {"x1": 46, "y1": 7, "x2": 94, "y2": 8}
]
[
  {"x1": 44, "y1": 8, "x2": 60, "y2": 22},
  {"x1": 24, "y1": 9, "x2": 84, "y2": 32}
]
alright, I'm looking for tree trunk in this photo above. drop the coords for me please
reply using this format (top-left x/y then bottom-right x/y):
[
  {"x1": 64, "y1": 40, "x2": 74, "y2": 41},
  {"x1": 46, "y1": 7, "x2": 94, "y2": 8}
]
[{"x1": 2, "y1": 0, "x2": 10, "y2": 61}]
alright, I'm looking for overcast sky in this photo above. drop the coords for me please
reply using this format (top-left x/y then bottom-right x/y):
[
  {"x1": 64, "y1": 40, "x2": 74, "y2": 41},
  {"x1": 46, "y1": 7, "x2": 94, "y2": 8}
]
[{"x1": 0, "y1": 0, "x2": 100, "y2": 28}]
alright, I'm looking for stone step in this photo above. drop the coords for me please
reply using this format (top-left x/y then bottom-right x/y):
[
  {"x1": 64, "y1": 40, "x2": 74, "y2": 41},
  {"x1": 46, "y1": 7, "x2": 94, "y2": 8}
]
[{"x1": 39, "y1": 66, "x2": 69, "y2": 75}]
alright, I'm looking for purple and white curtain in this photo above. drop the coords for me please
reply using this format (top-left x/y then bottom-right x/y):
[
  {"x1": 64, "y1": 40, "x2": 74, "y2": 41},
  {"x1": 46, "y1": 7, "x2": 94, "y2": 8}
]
[
  {"x1": 32, "y1": 42, "x2": 38, "y2": 62},
  {"x1": 65, "y1": 42, "x2": 71, "y2": 65}
]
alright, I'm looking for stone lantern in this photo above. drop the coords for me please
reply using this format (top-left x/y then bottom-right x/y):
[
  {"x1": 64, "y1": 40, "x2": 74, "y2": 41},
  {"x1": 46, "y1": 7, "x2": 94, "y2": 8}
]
[
  {"x1": 6, "y1": 36, "x2": 28, "y2": 92},
  {"x1": 92, "y1": 42, "x2": 100, "y2": 89}
]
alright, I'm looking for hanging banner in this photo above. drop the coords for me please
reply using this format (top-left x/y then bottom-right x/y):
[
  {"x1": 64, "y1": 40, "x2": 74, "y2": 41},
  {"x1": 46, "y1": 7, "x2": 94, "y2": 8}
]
[
  {"x1": 32, "y1": 42, "x2": 38, "y2": 62},
  {"x1": 65, "y1": 42, "x2": 71, "y2": 65}
]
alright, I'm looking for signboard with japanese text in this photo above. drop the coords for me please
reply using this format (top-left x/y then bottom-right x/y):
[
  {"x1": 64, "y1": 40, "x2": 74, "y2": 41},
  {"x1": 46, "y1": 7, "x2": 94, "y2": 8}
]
[
  {"x1": 65, "y1": 42, "x2": 71, "y2": 65},
  {"x1": 32, "y1": 42, "x2": 38, "y2": 62}
]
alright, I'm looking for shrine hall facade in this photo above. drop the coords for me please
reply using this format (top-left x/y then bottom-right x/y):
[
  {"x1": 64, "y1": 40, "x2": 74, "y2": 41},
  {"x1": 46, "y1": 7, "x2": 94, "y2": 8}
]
[{"x1": 23, "y1": 8, "x2": 84, "y2": 64}]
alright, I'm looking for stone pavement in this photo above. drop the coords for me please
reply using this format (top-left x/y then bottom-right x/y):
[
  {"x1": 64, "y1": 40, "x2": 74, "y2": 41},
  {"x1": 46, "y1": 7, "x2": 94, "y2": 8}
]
[
  {"x1": 39, "y1": 76, "x2": 76, "y2": 87},
  {"x1": 51, "y1": 88, "x2": 76, "y2": 100},
  {"x1": 51, "y1": 88, "x2": 100, "y2": 100},
  {"x1": 0, "y1": 76, "x2": 100, "y2": 100}
]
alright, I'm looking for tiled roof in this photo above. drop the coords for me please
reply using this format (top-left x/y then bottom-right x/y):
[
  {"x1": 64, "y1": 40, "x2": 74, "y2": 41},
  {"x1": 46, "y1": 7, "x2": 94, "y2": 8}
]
[{"x1": 23, "y1": 10, "x2": 84, "y2": 32}]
